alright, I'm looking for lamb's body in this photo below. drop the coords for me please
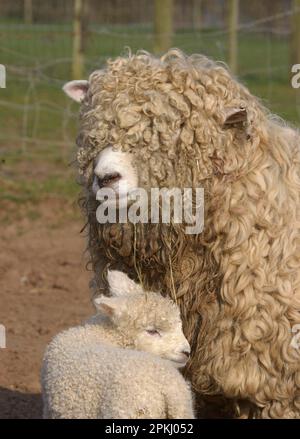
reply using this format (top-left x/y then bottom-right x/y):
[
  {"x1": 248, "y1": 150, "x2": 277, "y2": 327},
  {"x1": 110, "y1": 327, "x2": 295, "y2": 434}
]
[
  {"x1": 42, "y1": 319, "x2": 193, "y2": 419},
  {"x1": 64, "y1": 50, "x2": 300, "y2": 418},
  {"x1": 42, "y1": 270, "x2": 194, "y2": 419}
]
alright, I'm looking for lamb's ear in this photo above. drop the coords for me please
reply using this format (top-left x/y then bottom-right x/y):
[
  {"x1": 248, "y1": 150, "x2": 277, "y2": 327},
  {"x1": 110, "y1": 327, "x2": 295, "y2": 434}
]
[
  {"x1": 94, "y1": 296, "x2": 124, "y2": 318},
  {"x1": 107, "y1": 270, "x2": 143, "y2": 297},
  {"x1": 223, "y1": 106, "x2": 247, "y2": 129},
  {"x1": 62, "y1": 80, "x2": 89, "y2": 103}
]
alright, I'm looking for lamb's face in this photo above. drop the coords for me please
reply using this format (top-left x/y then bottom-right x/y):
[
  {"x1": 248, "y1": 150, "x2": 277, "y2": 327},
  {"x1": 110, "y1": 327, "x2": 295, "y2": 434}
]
[
  {"x1": 126, "y1": 293, "x2": 190, "y2": 367},
  {"x1": 94, "y1": 270, "x2": 191, "y2": 367}
]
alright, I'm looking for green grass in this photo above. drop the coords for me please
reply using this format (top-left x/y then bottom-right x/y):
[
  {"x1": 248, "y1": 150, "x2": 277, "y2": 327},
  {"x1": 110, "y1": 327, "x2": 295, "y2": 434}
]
[
  {"x1": 0, "y1": 173, "x2": 79, "y2": 203},
  {"x1": 0, "y1": 23, "x2": 299, "y2": 204}
]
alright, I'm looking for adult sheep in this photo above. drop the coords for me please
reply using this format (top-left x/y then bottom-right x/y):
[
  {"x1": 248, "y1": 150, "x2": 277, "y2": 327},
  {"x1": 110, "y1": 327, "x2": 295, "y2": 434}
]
[{"x1": 64, "y1": 49, "x2": 300, "y2": 418}]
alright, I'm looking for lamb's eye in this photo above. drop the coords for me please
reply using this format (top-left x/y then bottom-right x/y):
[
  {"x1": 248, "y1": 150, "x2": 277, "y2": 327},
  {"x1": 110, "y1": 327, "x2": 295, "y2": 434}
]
[{"x1": 146, "y1": 329, "x2": 161, "y2": 337}]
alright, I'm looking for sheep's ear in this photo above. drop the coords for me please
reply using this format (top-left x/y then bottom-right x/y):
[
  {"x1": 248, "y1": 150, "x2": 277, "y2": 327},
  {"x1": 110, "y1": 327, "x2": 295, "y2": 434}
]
[
  {"x1": 62, "y1": 80, "x2": 89, "y2": 103},
  {"x1": 107, "y1": 270, "x2": 143, "y2": 296},
  {"x1": 223, "y1": 106, "x2": 247, "y2": 129},
  {"x1": 94, "y1": 296, "x2": 123, "y2": 318}
]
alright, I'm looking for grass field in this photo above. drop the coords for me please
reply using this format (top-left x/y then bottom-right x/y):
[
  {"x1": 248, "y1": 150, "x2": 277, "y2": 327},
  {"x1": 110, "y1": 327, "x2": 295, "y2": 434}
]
[{"x1": 0, "y1": 23, "x2": 299, "y2": 206}]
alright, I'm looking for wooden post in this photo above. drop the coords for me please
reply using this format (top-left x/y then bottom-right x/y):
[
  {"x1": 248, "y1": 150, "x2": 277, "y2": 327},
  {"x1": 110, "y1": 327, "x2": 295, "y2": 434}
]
[
  {"x1": 72, "y1": 0, "x2": 88, "y2": 79},
  {"x1": 291, "y1": 0, "x2": 300, "y2": 67},
  {"x1": 24, "y1": 0, "x2": 33, "y2": 25},
  {"x1": 228, "y1": 0, "x2": 239, "y2": 75},
  {"x1": 291, "y1": 0, "x2": 300, "y2": 118},
  {"x1": 192, "y1": 0, "x2": 202, "y2": 31},
  {"x1": 154, "y1": 0, "x2": 174, "y2": 54}
]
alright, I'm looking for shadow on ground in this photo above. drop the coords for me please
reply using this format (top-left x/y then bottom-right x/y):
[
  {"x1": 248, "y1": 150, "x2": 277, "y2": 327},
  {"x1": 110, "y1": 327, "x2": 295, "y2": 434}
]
[{"x1": 0, "y1": 387, "x2": 42, "y2": 419}]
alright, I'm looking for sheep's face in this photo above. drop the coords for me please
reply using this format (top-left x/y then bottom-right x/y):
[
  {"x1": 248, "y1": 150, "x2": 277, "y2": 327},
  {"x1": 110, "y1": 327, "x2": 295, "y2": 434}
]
[
  {"x1": 94, "y1": 270, "x2": 191, "y2": 367},
  {"x1": 92, "y1": 146, "x2": 138, "y2": 206}
]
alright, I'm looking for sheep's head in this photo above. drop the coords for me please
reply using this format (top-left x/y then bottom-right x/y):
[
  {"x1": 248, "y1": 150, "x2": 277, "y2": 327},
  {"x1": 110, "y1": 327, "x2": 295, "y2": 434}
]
[
  {"x1": 93, "y1": 270, "x2": 191, "y2": 367},
  {"x1": 64, "y1": 49, "x2": 266, "y2": 198},
  {"x1": 63, "y1": 50, "x2": 268, "y2": 294}
]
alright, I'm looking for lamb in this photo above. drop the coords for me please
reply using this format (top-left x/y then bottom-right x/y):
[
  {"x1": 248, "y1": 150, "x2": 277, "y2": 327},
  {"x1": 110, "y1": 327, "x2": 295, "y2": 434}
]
[
  {"x1": 63, "y1": 49, "x2": 300, "y2": 418},
  {"x1": 41, "y1": 270, "x2": 194, "y2": 419}
]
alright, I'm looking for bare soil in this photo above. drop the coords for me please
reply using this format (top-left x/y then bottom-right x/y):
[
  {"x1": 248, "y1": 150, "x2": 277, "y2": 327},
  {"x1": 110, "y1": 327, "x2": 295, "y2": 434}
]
[{"x1": 0, "y1": 199, "x2": 93, "y2": 419}]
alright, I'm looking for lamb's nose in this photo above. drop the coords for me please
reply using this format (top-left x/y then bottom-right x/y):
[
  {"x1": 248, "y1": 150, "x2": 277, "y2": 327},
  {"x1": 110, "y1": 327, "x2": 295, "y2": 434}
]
[{"x1": 181, "y1": 350, "x2": 190, "y2": 359}]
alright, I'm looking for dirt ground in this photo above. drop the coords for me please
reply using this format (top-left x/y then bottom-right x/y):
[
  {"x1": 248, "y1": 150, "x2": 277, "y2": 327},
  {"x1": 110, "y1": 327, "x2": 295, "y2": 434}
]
[{"x1": 0, "y1": 199, "x2": 94, "y2": 419}]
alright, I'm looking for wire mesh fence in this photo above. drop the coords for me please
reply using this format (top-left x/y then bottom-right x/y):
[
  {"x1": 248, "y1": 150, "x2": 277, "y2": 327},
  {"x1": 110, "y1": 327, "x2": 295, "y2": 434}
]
[{"x1": 0, "y1": 0, "x2": 299, "y2": 167}]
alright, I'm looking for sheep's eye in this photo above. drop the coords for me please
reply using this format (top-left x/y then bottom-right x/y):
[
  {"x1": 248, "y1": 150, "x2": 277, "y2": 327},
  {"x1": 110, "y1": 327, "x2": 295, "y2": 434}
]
[
  {"x1": 97, "y1": 172, "x2": 121, "y2": 188},
  {"x1": 146, "y1": 329, "x2": 161, "y2": 337}
]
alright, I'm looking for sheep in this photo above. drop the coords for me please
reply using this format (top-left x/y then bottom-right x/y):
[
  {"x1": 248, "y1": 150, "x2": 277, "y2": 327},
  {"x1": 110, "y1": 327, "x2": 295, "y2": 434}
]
[
  {"x1": 41, "y1": 270, "x2": 195, "y2": 419},
  {"x1": 63, "y1": 49, "x2": 300, "y2": 418}
]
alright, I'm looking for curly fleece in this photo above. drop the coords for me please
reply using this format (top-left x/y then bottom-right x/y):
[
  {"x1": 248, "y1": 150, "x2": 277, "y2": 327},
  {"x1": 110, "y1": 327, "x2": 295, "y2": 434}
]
[
  {"x1": 76, "y1": 49, "x2": 300, "y2": 418},
  {"x1": 41, "y1": 293, "x2": 194, "y2": 419}
]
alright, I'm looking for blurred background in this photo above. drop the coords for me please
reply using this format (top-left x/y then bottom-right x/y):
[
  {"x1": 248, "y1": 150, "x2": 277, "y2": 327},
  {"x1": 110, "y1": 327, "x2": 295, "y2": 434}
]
[
  {"x1": 0, "y1": 0, "x2": 300, "y2": 203},
  {"x1": 1, "y1": 0, "x2": 300, "y2": 419}
]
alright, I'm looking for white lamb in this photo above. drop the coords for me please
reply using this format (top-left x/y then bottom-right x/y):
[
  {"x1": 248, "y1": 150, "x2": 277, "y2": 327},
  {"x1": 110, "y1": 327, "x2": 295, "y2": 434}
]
[{"x1": 41, "y1": 270, "x2": 195, "y2": 419}]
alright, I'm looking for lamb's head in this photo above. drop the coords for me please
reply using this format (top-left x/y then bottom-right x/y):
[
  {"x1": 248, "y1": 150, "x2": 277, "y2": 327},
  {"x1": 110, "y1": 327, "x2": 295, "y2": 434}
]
[
  {"x1": 93, "y1": 270, "x2": 191, "y2": 367},
  {"x1": 64, "y1": 49, "x2": 266, "y2": 198}
]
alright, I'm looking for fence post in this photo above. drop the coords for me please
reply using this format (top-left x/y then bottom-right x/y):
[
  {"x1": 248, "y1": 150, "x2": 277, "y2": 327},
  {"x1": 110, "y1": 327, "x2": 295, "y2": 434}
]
[
  {"x1": 228, "y1": 0, "x2": 239, "y2": 75},
  {"x1": 291, "y1": 0, "x2": 300, "y2": 118},
  {"x1": 291, "y1": 0, "x2": 300, "y2": 67},
  {"x1": 24, "y1": 0, "x2": 33, "y2": 25},
  {"x1": 72, "y1": 0, "x2": 88, "y2": 79},
  {"x1": 192, "y1": 0, "x2": 202, "y2": 31},
  {"x1": 154, "y1": 0, "x2": 174, "y2": 54}
]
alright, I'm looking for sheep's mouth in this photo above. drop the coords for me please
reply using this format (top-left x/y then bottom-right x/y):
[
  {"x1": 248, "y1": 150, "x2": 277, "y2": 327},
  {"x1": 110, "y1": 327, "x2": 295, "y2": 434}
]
[
  {"x1": 166, "y1": 354, "x2": 189, "y2": 367},
  {"x1": 172, "y1": 358, "x2": 188, "y2": 365}
]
